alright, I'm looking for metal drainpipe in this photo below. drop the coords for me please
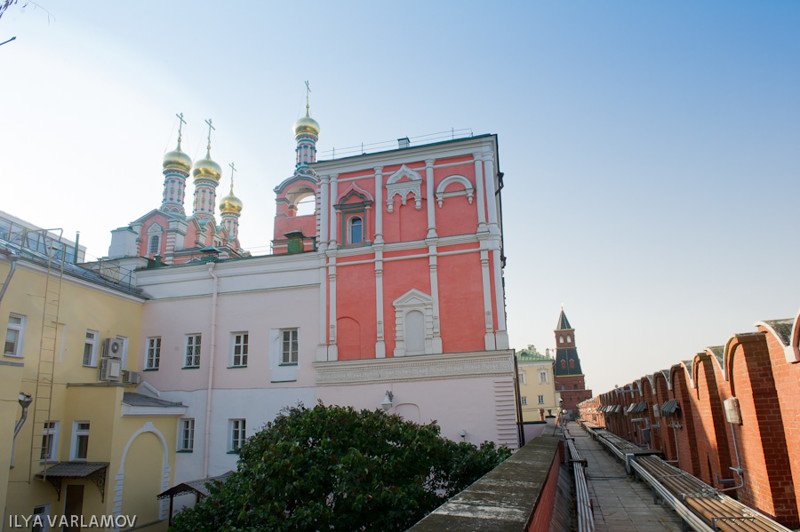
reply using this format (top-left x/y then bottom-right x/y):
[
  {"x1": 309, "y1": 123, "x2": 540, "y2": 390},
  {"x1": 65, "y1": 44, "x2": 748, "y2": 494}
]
[
  {"x1": 0, "y1": 252, "x2": 19, "y2": 304},
  {"x1": 668, "y1": 421, "x2": 681, "y2": 464},
  {"x1": 10, "y1": 393, "x2": 33, "y2": 467},
  {"x1": 718, "y1": 422, "x2": 745, "y2": 491},
  {"x1": 202, "y1": 262, "x2": 219, "y2": 478}
]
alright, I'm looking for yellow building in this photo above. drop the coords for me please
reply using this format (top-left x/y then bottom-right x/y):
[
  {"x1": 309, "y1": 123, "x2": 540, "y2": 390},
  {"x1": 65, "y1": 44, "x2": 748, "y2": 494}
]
[
  {"x1": 1, "y1": 216, "x2": 184, "y2": 530},
  {"x1": 516, "y1": 346, "x2": 560, "y2": 423}
]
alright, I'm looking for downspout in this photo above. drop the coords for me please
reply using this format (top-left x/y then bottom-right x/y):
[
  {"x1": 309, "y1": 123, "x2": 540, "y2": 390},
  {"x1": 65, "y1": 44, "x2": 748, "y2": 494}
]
[
  {"x1": 668, "y1": 421, "x2": 681, "y2": 464},
  {"x1": 717, "y1": 422, "x2": 745, "y2": 491},
  {"x1": 0, "y1": 252, "x2": 19, "y2": 304},
  {"x1": 10, "y1": 393, "x2": 33, "y2": 467},
  {"x1": 202, "y1": 262, "x2": 219, "y2": 478}
]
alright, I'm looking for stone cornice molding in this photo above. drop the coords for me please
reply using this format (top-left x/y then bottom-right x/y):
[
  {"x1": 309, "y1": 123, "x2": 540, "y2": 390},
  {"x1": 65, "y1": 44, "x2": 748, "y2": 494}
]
[{"x1": 314, "y1": 350, "x2": 514, "y2": 385}]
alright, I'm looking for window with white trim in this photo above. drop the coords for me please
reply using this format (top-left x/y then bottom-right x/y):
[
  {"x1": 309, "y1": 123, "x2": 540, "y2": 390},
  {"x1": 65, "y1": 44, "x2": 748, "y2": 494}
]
[
  {"x1": 179, "y1": 418, "x2": 194, "y2": 452},
  {"x1": 538, "y1": 395, "x2": 545, "y2": 405},
  {"x1": 281, "y1": 329, "x2": 298, "y2": 365},
  {"x1": 518, "y1": 371, "x2": 526, "y2": 385},
  {"x1": 82, "y1": 330, "x2": 99, "y2": 367},
  {"x1": 230, "y1": 419, "x2": 246, "y2": 453},
  {"x1": 40, "y1": 421, "x2": 59, "y2": 462},
  {"x1": 184, "y1": 334, "x2": 201, "y2": 368},
  {"x1": 145, "y1": 337, "x2": 161, "y2": 370},
  {"x1": 32, "y1": 505, "x2": 50, "y2": 532},
  {"x1": 520, "y1": 396, "x2": 527, "y2": 406},
  {"x1": 539, "y1": 370, "x2": 548, "y2": 384},
  {"x1": 71, "y1": 421, "x2": 90, "y2": 461},
  {"x1": 148, "y1": 235, "x2": 160, "y2": 255},
  {"x1": 349, "y1": 216, "x2": 363, "y2": 245},
  {"x1": 4, "y1": 313, "x2": 25, "y2": 357},
  {"x1": 230, "y1": 332, "x2": 248, "y2": 367}
]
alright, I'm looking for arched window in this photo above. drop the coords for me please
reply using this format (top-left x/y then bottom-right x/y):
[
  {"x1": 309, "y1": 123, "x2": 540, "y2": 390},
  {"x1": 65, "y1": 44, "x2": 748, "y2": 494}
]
[
  {"x1": 569, "y1": 359, "x2": 575, "y2": 369},
  {"x1": 566, "y1": 335, "x2": 572, "y2": 343},
  {"x1": 349, "y1": 216, "x2": 363, "y2": 245},
  {"x1": 559, "y1": 335, "x2": 564, "y2": 344},
  {"x1": 561, "y1": 360, "x2": 567, "y2": 368},
  {"x1": 405, "y1": 310, "x2": 425, "y2": 354},
  {"x1": 148, "y1": 235, "x2": 160, "y2": 255}
]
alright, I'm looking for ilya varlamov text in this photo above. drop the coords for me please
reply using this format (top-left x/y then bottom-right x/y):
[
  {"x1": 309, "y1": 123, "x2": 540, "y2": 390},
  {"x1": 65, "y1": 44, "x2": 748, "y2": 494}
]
[{"x1": 8, "y1": 514, "x2": 137, "y2": 529}]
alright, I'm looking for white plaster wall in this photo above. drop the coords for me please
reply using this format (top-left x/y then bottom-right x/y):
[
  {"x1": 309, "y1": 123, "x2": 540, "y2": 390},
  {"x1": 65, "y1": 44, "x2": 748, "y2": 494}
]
[{"x1": 318, "y1": 375, "x2": 510, "y2": 446}]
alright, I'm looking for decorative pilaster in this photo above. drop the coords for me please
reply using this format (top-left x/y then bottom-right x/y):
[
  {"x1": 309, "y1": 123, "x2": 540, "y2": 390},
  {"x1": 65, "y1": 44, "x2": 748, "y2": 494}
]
[
  {"x1": 328, "y1": 175, "x2": 338, "y2": 248},
  {"x1": 327, "y1": 255, "x2": 338, "y2": 360},
  {"x1": 375, "y1": 245, "x2": 385, "y2": 357},
  {"x1": 425, "y1": 159, "x2": 437, "y2": 238},
  {"x1": 474, "y1": 154, "x2": 488, "y2": 232},
  {"x1": 374, "y1": 167, "x2": 384, "y2": 244},
  {"x1": 482, "y1": 152, "x2": 500, "y2": 235},
  {"x1": 428, "y1": 246, "x2": 443, "y2": 353},
  {"x1": 480, "y1": 248, "x2": 496, "y2": 350}
]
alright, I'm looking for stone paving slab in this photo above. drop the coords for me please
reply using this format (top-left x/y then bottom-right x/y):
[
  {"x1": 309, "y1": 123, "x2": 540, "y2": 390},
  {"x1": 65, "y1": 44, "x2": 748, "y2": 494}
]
[{"x1": 567, "y1": 422, "x2": 684, "y2": 531}]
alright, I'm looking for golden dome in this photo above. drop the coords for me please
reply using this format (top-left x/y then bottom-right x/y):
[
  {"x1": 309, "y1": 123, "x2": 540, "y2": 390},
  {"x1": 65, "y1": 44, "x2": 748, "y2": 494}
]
[
  {"x1": 293, "y1": 109, "x2": 320, "y2": 137},
  {"x1": 163, "y1": 145, "x2": 192, "y2": 172},
  {"x1": 219, "y1": 187, "x2": 243, "y2": 214},
  {"x1": 193, "y1": 150, "x2": 222, "y2": 182}
]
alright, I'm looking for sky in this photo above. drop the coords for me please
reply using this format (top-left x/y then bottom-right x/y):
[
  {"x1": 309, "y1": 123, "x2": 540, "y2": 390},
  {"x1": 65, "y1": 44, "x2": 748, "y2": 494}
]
[{"x1": 1, "y1": 1, "x2": 798, "y2": 394}]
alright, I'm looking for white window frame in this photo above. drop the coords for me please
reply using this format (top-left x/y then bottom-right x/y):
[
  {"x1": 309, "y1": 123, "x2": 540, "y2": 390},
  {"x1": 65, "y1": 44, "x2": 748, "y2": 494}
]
[
  {"x1": 178, "y1": 418, "x2": 194, "y2": 452},
  {"x1": 518, "y1": 371, "x2": 526, "y2": 385},
  {"x1": 538, "y1": 395, "x2": 545, "y2": 405},
  {"x1": 270, "y1": 328, "x2": 298, "y2": 382},
  {"x1": 145, "y1": 337, "x2": 161, "y2": 370},
  {"x1": 229, "y1": 418, "x2": 246, "y2": 453},
  {"x1": 4, "y1": 313, "x2": 26, "y2": 358},
  {"x1": 392, "y1": 289, "x2": 438, "y2": 356},
  {"x1": 520, "y1": 396, "x2": 527, "y2": 406},
  {"x1": 32, "y1": 504, "x2": 50, "y2": 532},
  {"x1": 281, "y1": 329, "x2": 298, "y2": 365},
  {"x1": 184, "y1": 334, "x2": 201, "y2": 368},
  {"x1": 348, "y1": 216, "x2": 363, "y2": 245},
  {"x1": 40, "y1": 421, "x2": 59, "y2": 462},
  {"x1": 539, "y1": 370, "x2": 548, "y2": 384},
  {"x1": 70, "y1": 421, "x2": 90, "y2": 461},
  {"x1": 230, "y1": 332, "x2": 249, "y2": 367},
  {"x1": 83, "y1": 329, "x2": 99, "y2": 367}
]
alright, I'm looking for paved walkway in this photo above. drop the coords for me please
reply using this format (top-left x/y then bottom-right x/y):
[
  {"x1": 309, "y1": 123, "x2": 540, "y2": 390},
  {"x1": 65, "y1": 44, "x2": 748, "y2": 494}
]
[{"x1": 567, "y1": 422, "x2": 684, "y2": 532}]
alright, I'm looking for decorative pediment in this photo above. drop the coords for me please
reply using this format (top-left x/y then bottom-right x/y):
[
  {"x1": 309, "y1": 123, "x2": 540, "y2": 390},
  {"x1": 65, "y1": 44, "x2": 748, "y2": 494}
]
[
  {"x1": 385, "y1": 165, "x2": 423, "y2": 213},
  {"x1": 146, "y1": 223, "x2": 163, "y2": 235},
  {"x1": 393, "y1": 288, "x2": 432, "y2": 309},
  {"x1": 335, "y1": 184, "x2": 374, "y2": 209},
  {"x1": 435, "y1": 174, "x2": 474, "y2": 208}
]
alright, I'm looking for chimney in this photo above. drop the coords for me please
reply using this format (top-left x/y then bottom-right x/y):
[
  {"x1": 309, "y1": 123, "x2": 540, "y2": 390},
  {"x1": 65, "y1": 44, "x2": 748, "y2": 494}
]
[{"x1": 397, "y1": 137, "x2": 410, "y2": 149}]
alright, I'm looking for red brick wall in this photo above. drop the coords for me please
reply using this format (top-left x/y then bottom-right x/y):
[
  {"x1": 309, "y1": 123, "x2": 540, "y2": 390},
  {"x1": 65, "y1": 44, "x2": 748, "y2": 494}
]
[
  {"x1": 728, "y1": 333, "x2": 798, "y2": 526},
  {"x1": 527, "y1": 442, "x2": 564, "y2": 532},
  {"x1": 671, "y1": 365, "x2": 701, "y2": 476},
  {"x1": 692, "y1": 355, "x2": 733, "y2": 486},
  {"x1": 759, "y1": 324, "x2": 800, "y2": 523}
]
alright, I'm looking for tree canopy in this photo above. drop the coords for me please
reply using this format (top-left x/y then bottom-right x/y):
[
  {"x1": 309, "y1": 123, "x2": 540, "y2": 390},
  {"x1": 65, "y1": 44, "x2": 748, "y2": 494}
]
[{"x1": 172, "y1": 403, "x2": 511, "y2": 531}]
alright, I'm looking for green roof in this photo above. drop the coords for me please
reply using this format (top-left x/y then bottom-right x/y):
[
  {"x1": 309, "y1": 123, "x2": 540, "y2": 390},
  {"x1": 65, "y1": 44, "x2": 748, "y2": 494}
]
[{"x1": 516, "y1": 349, "x2": 552, "y2": 362}]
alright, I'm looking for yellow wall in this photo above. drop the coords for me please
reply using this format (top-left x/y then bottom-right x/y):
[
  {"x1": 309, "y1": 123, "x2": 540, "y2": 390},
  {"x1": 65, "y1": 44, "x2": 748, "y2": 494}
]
[
  {"x1": 2, "y1": 257, "x2": 174, "y2": 528},
  {"x1": 518, "y1": 359, "x2": 560, "y2": 422}
]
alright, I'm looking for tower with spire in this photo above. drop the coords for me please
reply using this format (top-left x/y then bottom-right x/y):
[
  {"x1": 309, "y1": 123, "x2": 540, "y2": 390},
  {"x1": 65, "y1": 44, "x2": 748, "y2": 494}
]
[
  {"x1": 219, "y1": 163, "x2": 243, "y2": 243},
  {"x1": 553, "y1": 307, "x2": 592, "y2": 415}
]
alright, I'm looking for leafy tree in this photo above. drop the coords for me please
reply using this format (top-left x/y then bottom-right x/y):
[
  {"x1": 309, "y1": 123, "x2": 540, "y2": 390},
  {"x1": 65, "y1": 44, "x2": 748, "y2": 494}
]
[{"x1": 172, "y1": 403, "x2": 510, "y2": 531}]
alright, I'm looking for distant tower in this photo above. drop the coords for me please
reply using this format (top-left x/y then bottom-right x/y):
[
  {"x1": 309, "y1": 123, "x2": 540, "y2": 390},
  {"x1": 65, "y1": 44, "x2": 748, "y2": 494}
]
[
  {"x1": 553, "y1": 307, "x2": 592, "y2": 415},
  {"x1": 192, "y1": 119, "x2": 222, "y2": 223},
  {"x1": 293, "y1": 81, "x2": 320, "y2": 175},
  {"x1": 219, "y1": 163, "x2": 243, "y2": 242},
  {"x1": 161, "y1": 113, "x2": 192, "y2": 215}
]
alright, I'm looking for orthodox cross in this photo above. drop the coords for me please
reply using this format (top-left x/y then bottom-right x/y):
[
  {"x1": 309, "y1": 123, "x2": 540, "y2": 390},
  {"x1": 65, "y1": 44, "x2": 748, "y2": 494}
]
[
  {"x1": 204, "y1": 118, "x2": 215, "y2": 153},
  {"x1": 228, "y1": 162, "x2": 237, "y2": 191},
  {"x1": 176, "y1": 112, "x2": 186, "y2": 145},
  {"x1": 305, "y1": 80, "x2": 311, "y2": 112}
]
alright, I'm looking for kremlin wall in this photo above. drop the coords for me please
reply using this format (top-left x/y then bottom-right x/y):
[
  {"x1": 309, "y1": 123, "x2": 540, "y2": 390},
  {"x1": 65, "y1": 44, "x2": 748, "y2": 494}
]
[{"x1": 579, "y1": 310, "x2": 800, "y2": 528}]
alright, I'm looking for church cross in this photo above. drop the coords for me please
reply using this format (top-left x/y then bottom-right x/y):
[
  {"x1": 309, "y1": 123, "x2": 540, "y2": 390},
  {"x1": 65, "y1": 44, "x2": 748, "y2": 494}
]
[{"x1": 204, "y1": 118, "x2": 215, "y2": 153}]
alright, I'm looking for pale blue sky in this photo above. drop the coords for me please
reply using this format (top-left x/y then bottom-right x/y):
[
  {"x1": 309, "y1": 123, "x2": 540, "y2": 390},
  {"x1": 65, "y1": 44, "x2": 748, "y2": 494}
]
[{"x1": 1, "y1": 1, "x2": 798, "y2": 393}]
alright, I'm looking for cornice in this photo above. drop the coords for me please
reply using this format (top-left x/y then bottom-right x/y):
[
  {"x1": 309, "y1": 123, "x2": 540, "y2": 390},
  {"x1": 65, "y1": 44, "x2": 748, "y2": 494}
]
[{"x1": 314, "y1": 350, "x2": 513, "y2": 386}]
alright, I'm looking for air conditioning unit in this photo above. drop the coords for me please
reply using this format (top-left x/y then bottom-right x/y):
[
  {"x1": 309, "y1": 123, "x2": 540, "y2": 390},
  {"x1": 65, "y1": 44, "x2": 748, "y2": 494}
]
[
  {"x1": 723, "y1": 397, "x2": 742, "y2": 425},
  {"x1": 99, "y1": 358, "x2": 122, "y2": 382},
  {"x1": 121, "y1": 370, "x2": 141, "y2": 385},
  {"x1": 103, "y1": 338, "x2": 124, "y2": 359}
]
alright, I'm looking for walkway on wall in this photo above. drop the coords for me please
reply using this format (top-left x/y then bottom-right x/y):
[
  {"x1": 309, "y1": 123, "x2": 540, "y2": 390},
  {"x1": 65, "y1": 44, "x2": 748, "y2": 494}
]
[{"x1": 566, "y1": 421, "x2": 684, "y2": 531}]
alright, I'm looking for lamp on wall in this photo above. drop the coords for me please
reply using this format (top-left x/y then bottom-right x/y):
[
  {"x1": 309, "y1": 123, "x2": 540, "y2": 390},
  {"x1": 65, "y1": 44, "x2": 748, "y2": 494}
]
[{"x1": 381, "y1": 390, "x2": 394, "y2": 411}]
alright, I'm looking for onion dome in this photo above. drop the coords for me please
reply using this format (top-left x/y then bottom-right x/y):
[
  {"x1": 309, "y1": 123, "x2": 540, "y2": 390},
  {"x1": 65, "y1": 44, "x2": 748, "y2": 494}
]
[
  {"x1": 219, "y1": 184, "x2": 243, "y2": 214},
  {"x1": 193, "y1": 149, "x2": 222, "y2": 182},
  {"x1": 163, "y1": 143, "x2": 192, "y2": 172},
  {"x1": 293, "y1": 107, "x2": 320, "y2": 136}
]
